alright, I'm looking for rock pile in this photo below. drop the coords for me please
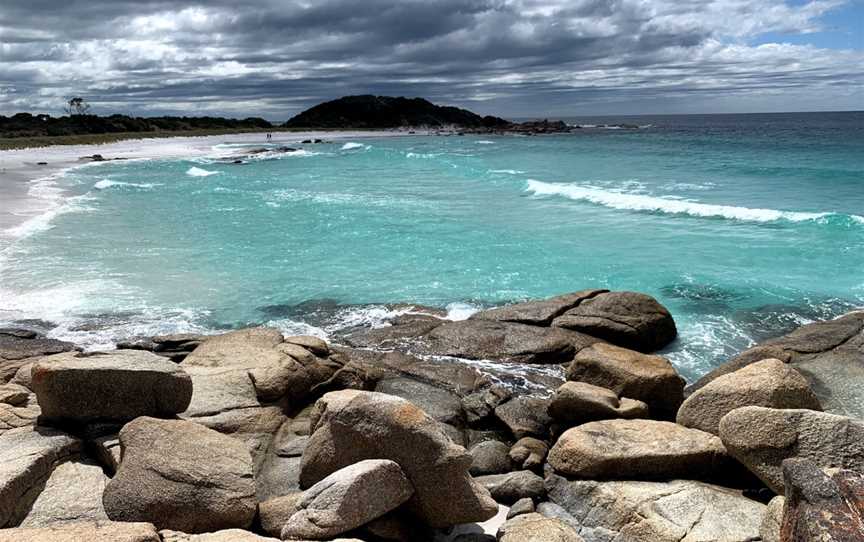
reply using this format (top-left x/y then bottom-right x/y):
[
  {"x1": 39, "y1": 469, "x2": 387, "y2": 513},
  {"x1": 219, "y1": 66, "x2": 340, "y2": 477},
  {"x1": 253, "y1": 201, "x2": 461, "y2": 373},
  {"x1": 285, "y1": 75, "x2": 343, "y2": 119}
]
[{"x1": 0, "y1": 291, "x2": 860, "y2": 541}]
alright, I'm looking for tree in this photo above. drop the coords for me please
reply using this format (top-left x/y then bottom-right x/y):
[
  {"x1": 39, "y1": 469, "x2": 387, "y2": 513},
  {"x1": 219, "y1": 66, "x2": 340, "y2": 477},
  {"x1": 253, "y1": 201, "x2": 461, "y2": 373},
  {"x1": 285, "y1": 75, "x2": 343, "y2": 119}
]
[{"x1": 65, "y1": 97, "x2": 91, "y2": 116}]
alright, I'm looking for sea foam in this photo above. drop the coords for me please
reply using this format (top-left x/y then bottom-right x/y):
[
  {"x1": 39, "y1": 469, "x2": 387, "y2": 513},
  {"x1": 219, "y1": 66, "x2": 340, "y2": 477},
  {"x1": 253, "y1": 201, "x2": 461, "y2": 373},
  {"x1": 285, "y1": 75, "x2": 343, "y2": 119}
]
[
  {"x1": 186, "y1": 166, "x2": 220, "y2": 177},
  {"x1": 340, "y1": 142, "x2": 368, "y2": 150},
  {"x1": 525, "y1": 180, "x2": 863, "y2": 225},
  {"x1": 94, "y1": 179, "x2": 157, "y2": 190}
]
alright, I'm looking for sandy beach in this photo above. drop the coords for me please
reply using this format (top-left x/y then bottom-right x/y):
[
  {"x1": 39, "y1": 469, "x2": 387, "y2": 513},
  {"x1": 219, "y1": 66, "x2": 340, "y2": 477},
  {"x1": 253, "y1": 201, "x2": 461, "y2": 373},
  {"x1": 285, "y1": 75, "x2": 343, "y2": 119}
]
[{"x1": 0, "y1": 129, "x2": 417, "y2": 243}]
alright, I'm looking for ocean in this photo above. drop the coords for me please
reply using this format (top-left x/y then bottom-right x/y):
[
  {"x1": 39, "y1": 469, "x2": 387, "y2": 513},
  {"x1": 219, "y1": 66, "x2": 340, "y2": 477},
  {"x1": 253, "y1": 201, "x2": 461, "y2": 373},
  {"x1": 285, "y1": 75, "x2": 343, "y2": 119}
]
[{"x1": 1, "y1": 111, "x2": 862, "y2": 382}]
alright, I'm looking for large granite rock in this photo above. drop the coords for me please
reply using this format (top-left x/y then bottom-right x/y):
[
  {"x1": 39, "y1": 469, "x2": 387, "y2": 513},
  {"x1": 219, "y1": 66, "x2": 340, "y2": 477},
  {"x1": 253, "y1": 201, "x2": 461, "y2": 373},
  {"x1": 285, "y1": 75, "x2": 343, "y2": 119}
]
[
  {"x1": 548, "y1": 419, "x2": 727, "y2": 480},
  {"x1": 470, "y1": 290, "x2": 607, "y2": 326},
  {"x1": 0, "y1": 426, "x2": 81, "y2": 527},
  {"x1": 255, "y1": 415, "x2": 309, "y2": 500},
  {"x1": 181, "y1": 366, "x2": 260, "y2": 418},
  {"x1": 760, "y1": 496, "x2": 784, "y2": 542},
  {"x1": 18, "y1": 459, "x2": 108, "y2": 527},
  {"x1": 281, "y1": 459, "x2": 413, "y2": 540},
  {"x1": 548, "y1": 381, "x2": 648, "y2": 427},
  {"x1": 690, "y1": 311, "x2": 864, "y2": 420},
  {"x1": 177, "y1": 364, "x2": 285, "y2": 462},
  {"x1": 552, "y1": 291, "x2": 677, "y2": 352},
  {"x1": 117, "y1": 333, "x2": 207, "y2": 363},
  {"x1": 374, "y1": 377, "x2": 465, "y2": 429},
  {"x1": 497, "y1": 512, "x2": 585, "y2": 542},
  {"x1": 0, "y1": 329, "x2": 76, "y2": 383},
  {"x1": 179, "y1": 331, "x2": 311, "y2": 464},
  {"x1": 160, "y1": 530, "x2": 280, "y2": 542},
  {"x1": 299, "y1": 390, "x2": 498, "y2": 528},
  {"x1": 546, "y1": 474, "x2": 766, "y2": 542},
  {"x1": 719, "y1": 406, "x2": 864, "y2": 494},
  {"x1": 780, "y1": 458, "x2": 864, "y2": 542},
  {"x1": 0, "y1": 391, "x2": 40, "y2": 436},
  {"x1": 507, "y1": 497, "x2": 535, "y2": 519},
  {"x1": 258, "y1": 493, "x2": 302, "y2": 537},
  {"x1": 566, "y1": 343, "x2": 684, "y2": 419},
  {"x1": 103, "y1": 417, "x2": 257, "y2": 533},
  {"x1": 509, "y1": 437, "x2": 548, "y2": 472},
  {"x1": 474, "y1": 470, "x2": 546, "y2": 504},
  {"x1": 31, "y1": 350, "x2": 192, "y2": 423},
  {"x1": 333, "y1": 348, "x2": 481, "y2": 396},
  {"x1": 340, "y1": 313, "x2": 446, "y2": 349},
  {"x1": 181, "y1": 327, "x2": 340, "y2": 408},
  {"x1": 494, "y1": 396, "x2": 552, "y2": 440},
  {"x1": 0, "y1": 521, "x2": 160, "y2": 542},
  {"x1": 462, "y1": 385, "x2": 512, "y2": 426},
  {"x1": 186, "y1": 404, "x2": 286, "y2": 466},
  {"x1": 416, "y1": 319, "x2": 600, "y2": 364},
  {"x1": 677, "y1": 358, "x2": 821, "y2": 435},
  {"x1": 468, "y1": 440, "x2": 513, "y2": 475}
]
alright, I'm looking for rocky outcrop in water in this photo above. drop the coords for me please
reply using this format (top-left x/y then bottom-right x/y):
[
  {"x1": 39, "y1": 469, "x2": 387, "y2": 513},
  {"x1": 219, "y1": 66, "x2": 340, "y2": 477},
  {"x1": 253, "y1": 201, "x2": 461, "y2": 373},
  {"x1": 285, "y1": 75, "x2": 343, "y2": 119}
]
[
  {"x1": 0, "y1": 294, "x2": 860, "y2": 541},
  {"x1": 690, "y1": 311, "x2": 864, "y2": 419}
]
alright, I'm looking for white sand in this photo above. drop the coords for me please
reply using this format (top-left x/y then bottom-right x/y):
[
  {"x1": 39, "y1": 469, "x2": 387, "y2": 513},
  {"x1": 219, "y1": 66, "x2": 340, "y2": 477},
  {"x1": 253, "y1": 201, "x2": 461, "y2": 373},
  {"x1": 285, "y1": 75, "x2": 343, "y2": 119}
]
[{"x1": 0, "y1": 130, "x2": 418, "y2": 243}]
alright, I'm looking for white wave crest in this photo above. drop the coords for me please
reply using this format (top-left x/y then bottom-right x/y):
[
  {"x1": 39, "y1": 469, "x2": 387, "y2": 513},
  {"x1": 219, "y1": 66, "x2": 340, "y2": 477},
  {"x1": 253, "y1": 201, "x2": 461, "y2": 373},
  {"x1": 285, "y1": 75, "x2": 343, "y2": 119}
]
[
  {"x1": 489, "y1": 169, "x2": 525, "y2": 175},
  {"x1": 445, "y1": 302, "x2": 481, "y2": 320},
  {"x1": 475, "y1": 140, "x2": 495, "y2": 145},
  {"x1": 246, "y1": 149, "x2": 323, "y2": 161},
  {"x1": 340, "y1": 142, "x2": 368, "y2": 150},
  {"x1": 94, "y1": 179, "x2": 157, "y2": 190},
  {"x1": 186, "y1": 166, "x2": 220, "y2": 177},
  {"x1": 267, "y1": 189, "x2": 431, "y2": 210},
  {"x1": 525, "y1": 180, "x2": 858, "y2": 224}
]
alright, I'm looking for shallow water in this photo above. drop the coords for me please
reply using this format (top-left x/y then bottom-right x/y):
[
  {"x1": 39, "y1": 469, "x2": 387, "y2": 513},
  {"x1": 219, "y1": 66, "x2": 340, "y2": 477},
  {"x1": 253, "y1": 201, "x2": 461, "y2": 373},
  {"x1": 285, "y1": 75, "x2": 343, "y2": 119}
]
[{"x1": 1, "y1": 112, "x2": 862, "y2": 382}]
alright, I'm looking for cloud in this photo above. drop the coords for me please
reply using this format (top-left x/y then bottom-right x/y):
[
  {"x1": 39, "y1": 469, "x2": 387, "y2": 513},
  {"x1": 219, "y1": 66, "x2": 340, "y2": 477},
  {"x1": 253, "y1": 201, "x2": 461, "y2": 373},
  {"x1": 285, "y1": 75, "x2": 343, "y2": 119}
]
[{"x1": 0, "y1": 0, "x2": 860, "y2": 117}]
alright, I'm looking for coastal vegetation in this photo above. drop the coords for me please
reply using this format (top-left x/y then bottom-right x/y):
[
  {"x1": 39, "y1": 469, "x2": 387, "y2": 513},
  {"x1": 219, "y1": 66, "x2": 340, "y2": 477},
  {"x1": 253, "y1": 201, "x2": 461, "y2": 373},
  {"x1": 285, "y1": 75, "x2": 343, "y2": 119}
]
[
  {"x1": 0, "y1": 95, "x2": 575, "y2": 150},
  {"x1": 0, "y1": 112, "x2": 275, "y2": 150}
]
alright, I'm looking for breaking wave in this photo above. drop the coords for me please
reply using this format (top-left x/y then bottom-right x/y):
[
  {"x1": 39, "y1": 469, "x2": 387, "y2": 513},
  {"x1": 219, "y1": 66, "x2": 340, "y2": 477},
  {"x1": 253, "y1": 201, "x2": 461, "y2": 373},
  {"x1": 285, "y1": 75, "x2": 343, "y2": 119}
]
[
  {"x1": 186, "y1": 166, "x2": 220, "y2": 177},
  {"x1": 94, "y1": 179, "x2": 158, "y2": 190},
  {"x1": 340, "y1": 142, "x2": 369, "y2": 151},
  {"x1": 525, "y1": 180, "x2": 864, "y2": 225}
]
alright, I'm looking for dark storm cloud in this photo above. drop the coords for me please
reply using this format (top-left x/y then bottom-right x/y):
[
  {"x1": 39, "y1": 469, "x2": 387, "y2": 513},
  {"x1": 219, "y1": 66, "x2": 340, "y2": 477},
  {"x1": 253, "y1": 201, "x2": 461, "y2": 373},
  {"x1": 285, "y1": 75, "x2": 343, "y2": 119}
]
[{"x1": 0, "y1": 0, "x2": 861, "y2": 117}]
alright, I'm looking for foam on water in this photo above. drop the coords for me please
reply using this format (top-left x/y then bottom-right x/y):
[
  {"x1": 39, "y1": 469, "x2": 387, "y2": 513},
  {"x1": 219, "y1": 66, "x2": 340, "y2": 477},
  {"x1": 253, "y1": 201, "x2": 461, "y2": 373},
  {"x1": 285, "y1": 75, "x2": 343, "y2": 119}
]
[
  {"x1": 445, "y1": 302, "x2": 481, "y2": 320},
  {"x1": 265, "y1": 188, "x2": 432, "y2": 210},
  {"x1": 340, "y1": 142, "x2": 369, "y2": 151},
  {"x1": 489, "y1": 169, "x2": 525, "y2": 175},
  {"x1": 1, "y1": 174, "x2": 95, "y2": 244},
  {"x1": 94, "y1": 179, "x2": 158, "y2": 190},
  {"x1": 186, "y1": 166, "x2": 220, "y2": 177},
  {"x1": 525, "y1": 179, "x2": 864, "y2": 225}
]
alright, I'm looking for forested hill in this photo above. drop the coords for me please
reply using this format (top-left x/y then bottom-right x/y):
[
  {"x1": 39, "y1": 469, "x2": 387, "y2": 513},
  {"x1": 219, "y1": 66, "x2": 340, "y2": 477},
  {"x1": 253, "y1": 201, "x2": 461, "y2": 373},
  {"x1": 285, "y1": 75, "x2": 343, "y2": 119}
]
[
  {"x1": 284, "y1": 95, "x2": 510, "y2": 129},
  {"x1": 0, "y1": 113, "x2": 273, "y2": 139}
]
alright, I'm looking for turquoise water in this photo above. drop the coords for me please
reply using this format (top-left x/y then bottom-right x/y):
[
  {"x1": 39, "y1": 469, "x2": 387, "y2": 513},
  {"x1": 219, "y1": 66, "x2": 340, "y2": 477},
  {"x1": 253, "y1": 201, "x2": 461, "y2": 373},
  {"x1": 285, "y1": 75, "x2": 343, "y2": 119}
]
[{"x1": 1, "y1": 112, "x2": 863, "y2": 381}]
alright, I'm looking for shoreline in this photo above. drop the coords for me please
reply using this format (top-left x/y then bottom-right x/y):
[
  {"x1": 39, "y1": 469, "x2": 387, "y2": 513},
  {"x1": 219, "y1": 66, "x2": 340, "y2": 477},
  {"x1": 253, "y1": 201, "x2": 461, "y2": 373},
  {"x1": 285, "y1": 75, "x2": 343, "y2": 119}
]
[{"x1": 0, "y1": 129, "x2": 422, "y2": 246}]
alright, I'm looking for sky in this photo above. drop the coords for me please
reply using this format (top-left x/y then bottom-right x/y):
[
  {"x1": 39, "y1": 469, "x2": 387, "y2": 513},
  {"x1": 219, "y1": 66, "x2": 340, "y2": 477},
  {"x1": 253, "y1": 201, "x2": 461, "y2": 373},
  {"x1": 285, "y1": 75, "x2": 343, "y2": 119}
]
[{"x1": 0, "y1": 0, "x2": 862, "y2": 119}]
